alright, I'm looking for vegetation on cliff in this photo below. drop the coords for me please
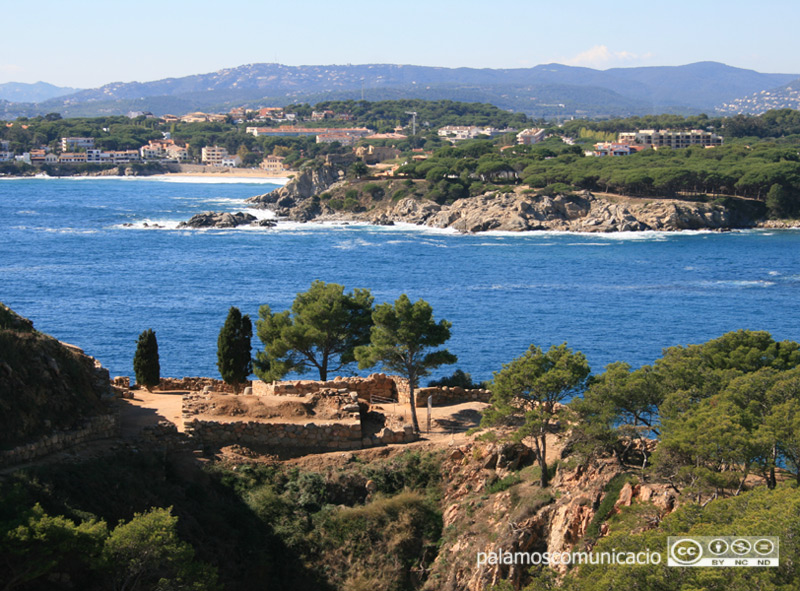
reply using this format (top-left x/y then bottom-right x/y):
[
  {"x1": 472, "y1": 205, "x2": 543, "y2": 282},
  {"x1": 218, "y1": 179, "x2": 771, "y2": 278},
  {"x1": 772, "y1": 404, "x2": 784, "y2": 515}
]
[{"x1": 0, "y1": 303, "x2": 109, "y2": 448}]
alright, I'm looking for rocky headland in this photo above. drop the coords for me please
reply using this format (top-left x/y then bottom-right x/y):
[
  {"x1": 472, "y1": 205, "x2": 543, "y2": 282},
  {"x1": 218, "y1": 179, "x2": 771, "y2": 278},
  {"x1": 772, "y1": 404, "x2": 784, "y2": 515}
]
[{"x1": 243, "y1": 167, "x2": 773, "y2": 233}]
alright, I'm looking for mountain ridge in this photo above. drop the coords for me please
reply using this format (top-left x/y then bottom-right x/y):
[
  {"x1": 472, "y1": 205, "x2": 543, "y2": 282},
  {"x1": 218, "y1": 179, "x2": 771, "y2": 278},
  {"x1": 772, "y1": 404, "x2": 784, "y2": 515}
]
[{"x1": 1, "y1": 61, "x2": 796, "y2": 119}]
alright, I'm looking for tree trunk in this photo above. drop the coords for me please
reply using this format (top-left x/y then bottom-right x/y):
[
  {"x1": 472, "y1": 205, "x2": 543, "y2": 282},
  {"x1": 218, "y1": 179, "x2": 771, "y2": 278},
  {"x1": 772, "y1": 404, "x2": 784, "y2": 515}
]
[
  {"x1": 406, "y1": 366, "x2": 419, "y2": 435},
  {"x1": 408, "y1": 383, "x2": 420, "y2": 433},
  {"x1": 320, "y1": 353, "x2": 328, "y2": 381},
  {"x1": 539, "y1": 433, "x2": 549, "y2": 488}
]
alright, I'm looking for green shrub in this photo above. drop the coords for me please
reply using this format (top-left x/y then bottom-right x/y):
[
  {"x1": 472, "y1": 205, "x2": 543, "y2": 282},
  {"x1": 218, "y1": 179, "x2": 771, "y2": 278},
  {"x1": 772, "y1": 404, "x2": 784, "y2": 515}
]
[
  {"x1": 391, "y1": 188, "x2": 408, "y2": 201},
  {"x1": 363, "y1": 183, "x2": 385, "y2": 200},
  {"x1": 428, "y1": 369, "x2": 479, "y2": 389},
  {"x1": 584, "y1": 473, "x2": 637, "y2": 541},
  {"x1": 328, "y1": 198, "x2": 344, "y2": 210},
  {"x1": 487, "y1": 474, "x2": 521, "y2": 494}
]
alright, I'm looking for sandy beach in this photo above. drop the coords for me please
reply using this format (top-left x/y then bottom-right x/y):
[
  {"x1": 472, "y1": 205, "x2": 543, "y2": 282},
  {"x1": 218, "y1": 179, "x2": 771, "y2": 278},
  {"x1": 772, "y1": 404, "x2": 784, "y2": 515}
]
[{"x1": 163, "y1": 164, "x2": 295, "y2": 180}]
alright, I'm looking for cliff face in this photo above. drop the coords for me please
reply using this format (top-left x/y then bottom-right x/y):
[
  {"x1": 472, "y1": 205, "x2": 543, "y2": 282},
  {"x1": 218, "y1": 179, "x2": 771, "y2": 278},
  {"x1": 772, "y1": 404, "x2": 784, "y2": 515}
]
[
  {"x1": 425, "y1": 438, "x2": 677, "y2": 590},
  {"x1": 246, "y1": 164, "x2": 343, "y2": 214},
  {"x1": 0, "y1": 303, "x2": 110, "y2": 447}
]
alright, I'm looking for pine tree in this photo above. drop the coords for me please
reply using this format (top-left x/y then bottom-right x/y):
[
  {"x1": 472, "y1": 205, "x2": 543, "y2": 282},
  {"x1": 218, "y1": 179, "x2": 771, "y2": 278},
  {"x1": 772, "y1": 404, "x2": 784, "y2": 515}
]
[
  {"x1": 217, "y1": 307, "x2": 252, "y2": 393},
  {"x1": 133, "y1": 329, "x2": 160, "y2": 389},
  {"x1": 355, "y1": 294, "x2": 456, "y2": 433}
]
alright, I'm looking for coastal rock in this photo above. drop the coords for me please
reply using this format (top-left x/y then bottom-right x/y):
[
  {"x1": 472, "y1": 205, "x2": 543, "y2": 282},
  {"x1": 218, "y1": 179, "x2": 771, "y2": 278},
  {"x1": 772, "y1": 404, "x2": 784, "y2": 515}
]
[
  {"x1": 384, "y1": 197, "x2": 441, "y2": 224},
  {"x1": 178, "y1": 211, "x2": 259, "y2": 228},
  {"x1": 246, "y1": 164, "x2": 343, "y2": 208},
  {"x1": 417, "y1": 191, "x2": 737, "y2": 233}
]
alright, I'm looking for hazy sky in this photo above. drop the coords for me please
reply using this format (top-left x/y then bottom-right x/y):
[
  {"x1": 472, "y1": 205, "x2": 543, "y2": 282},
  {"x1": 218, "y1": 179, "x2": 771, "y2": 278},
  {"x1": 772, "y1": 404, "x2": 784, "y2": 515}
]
[{"x1": 4, "y1": 0, "x2": 799, "y2": 88}]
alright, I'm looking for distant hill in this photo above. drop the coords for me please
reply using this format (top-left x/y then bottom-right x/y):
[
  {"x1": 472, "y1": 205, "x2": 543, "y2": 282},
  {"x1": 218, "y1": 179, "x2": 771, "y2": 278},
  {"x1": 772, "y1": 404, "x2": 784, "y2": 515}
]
[
  {"x1": 718, "y1": 77, "x2": 800, "y2": 114},
  {"x1": 1, "y1": 62, "x2": 796, "y2": 119},
  {"x1": 0, "y1": 81, "x2": 81, "y2": 103}
]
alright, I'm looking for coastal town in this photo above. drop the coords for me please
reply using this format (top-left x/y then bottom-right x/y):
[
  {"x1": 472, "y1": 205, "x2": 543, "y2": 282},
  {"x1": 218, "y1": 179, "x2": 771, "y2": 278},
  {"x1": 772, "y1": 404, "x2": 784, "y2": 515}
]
[{"x1": 0, "y1": 102, "x2": 727, "y2": 175}]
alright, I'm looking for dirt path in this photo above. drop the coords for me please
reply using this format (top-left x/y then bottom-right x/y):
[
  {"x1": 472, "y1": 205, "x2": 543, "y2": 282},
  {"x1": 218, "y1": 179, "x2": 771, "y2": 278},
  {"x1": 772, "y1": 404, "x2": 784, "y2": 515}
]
[{"x1": 116, "y1": 390, "x2": 186, "y2": 438}]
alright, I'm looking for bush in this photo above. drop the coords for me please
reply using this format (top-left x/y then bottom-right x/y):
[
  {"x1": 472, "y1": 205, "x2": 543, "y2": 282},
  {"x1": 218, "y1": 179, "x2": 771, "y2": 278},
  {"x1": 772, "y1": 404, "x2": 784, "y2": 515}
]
[
  {"x1": 428, "y1": 368, "x2": 479, "y2": 389},
  {"x1": 391, "y1": 188, "x2": 408, "y2": 202},
  {"x1": 584, "y1": 473, "x2": 637, "y2": 541},
  {"x1": 487, "y1": 474, "x2": 521, "y2": 494},
  {"x1": 363, "y1": 183, "x2": 385, "y2": 200}
]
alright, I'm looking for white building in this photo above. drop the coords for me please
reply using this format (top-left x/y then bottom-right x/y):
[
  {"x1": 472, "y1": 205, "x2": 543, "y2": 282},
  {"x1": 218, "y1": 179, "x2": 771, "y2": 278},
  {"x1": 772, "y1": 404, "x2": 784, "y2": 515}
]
[
  {"x1": 201, "y1": 145, "x2": 229, "y2": 166},
  {"x1": 221, "y1": 155, "x2": 242, "y2": 167},
  {"x1": 437, "y1": 126, "x2": 482, "y2": 141},
  {"x1": 60, "y1": 137, "x2": 95, "y2": 151},
  {"x1": 516, "y1": 128, "x2": 546, "y2": 145}
]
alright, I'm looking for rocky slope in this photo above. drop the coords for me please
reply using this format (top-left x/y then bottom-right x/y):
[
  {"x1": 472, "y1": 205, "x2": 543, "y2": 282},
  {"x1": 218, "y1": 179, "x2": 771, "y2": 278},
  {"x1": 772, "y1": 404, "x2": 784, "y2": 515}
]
[
  {"x1": 0, "y1": 303, "x2": 111, "y2": 447},
  {"x1": 425, "y1": 436, "x2": 677, "y2": 590}
]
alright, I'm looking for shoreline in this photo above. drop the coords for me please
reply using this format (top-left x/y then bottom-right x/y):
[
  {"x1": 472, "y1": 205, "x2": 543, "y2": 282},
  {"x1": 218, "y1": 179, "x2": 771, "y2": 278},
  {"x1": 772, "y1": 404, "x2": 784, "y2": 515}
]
[{"x1": 0, "y1": 170, "x2": 293, "y2": 184}]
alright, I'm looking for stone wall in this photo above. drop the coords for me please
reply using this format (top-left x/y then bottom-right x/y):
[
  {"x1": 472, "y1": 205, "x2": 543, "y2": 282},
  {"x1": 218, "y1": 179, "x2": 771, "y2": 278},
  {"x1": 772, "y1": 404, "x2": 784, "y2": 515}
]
[
  {"x1": 0, "y1": 414, "x2": 119, "y2": 467},
  {"x1": 153, "y1": 377, "x2": 247, "y2": 393},
  {"x1": 253, "y1": 375, "x2": 490, "y2": 407},
  {"x1": 184, "y1": 418, "x2": 364, "y2": 451},
  {"x1": 398, "y1": 386, "x2": 492, "y2": 406},
  {"x1": 253, "y1": 373, "x2": 402, "y2": 401}
]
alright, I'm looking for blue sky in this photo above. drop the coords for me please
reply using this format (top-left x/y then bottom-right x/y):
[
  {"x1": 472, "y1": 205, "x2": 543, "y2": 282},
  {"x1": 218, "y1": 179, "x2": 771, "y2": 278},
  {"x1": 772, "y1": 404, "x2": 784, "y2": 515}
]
[{"x1": 4, "y1": 0, "x2": 799, "y2": 88}]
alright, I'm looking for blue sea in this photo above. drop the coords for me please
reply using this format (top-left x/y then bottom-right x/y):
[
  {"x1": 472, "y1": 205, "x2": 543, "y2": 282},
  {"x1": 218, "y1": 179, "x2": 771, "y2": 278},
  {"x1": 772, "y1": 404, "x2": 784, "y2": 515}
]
[{"x1": 2, "y1": 176, "x2": 800, "y2": 383}]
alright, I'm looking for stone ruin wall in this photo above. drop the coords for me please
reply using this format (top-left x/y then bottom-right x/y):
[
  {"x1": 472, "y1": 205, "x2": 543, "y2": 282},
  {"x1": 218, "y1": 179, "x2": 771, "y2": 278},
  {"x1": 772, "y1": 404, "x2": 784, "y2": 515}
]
[
  {"x1": 400, "y1": 386, "x2": 493, "y2": 407},
  {"x1": 181, "y1": 390, "x2": 417, "y2": 452},
  {"x1": 154, "y1": 377, "x2": 245, "y2": 394},
  {"x1": 0, "y1": 414, "x2": 119, "y2": 468},
  {"x1": 253, "y1": 373, "x2": 491, "y2": 407},
  {"x1": 184, "y1": 418, "x2": 365, "y2": 451},
  {"x1": 252, "y1": 373, "x2": 404, "y2": 401}
]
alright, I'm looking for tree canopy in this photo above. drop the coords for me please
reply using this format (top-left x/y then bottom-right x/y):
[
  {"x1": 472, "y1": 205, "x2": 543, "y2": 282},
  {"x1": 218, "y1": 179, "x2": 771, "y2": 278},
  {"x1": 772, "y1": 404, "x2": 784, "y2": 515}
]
[
  {"x1": 355, "y1": 294, "x2": 457, "y2": 433},
  {"x1": 133, "y1": 329, "x2": 160, "y2": 389},
  {"x1": 254, "y1": 281, "x2": 374, "y2": 382},
  {"x1": 217, "y1": 306, "x2": 253, "y2": 393},
  {"x1": 483, "y1": 343, "x2": 590, "y2": 487}
]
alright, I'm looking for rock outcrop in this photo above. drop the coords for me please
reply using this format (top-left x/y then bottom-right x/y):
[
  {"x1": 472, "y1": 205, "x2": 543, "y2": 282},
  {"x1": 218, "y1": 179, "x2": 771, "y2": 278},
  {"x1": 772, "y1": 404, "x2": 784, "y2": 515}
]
[
  {"x1": 395, "y1": 191, "x2": 736, "y2": 233},
  {"x1": 246, "y1": 164, "x2": 343, "y2": 209},
  {"x1": 178, "y1": 211, "x2": 274, "y2": 228}
]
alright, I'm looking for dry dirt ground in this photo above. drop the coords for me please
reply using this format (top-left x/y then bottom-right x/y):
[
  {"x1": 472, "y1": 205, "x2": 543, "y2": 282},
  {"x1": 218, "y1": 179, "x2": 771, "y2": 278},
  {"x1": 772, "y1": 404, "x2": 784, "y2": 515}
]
[{"x1": 117, "y1": 389, "x2": 187, "y2": 438}]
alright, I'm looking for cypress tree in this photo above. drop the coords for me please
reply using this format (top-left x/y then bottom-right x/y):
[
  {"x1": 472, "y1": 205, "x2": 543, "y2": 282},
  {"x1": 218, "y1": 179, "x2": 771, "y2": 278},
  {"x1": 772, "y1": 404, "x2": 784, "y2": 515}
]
[
  {"x1": 217, "y1": 307, "x2": 253, "y2": 393},
  {"x1": 133, "y1": 329, "x2": 160, "y2": 389}
]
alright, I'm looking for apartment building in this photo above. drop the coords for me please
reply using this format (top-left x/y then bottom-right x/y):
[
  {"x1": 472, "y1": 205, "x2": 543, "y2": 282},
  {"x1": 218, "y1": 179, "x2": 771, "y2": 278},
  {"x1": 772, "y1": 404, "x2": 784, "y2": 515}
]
[
  {"x1": 516, "y1": 128, "x2": 547, "y2": 146},
  {"x1": 201, "y1": 145, "x2": 229, "y2": 166},
  {"x1": 618, "y1": 129, "x2": 723, "y2": 149},
  {"x1": 316, "y1": 132, "x2": 358, "y2": 146},
  {"x1": 60, "y1": 137, "x2": 95, "y2": 151},
  {"x1": 246, "y1": 126, "x2": 371, "y2": 138}
]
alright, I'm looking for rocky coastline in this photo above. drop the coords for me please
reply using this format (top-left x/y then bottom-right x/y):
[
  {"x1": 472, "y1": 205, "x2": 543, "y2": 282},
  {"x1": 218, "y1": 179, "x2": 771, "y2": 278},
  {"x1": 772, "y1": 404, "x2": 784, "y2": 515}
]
[{"x1": 238, "y1": 165, "x2": 787, "y2": 232}]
